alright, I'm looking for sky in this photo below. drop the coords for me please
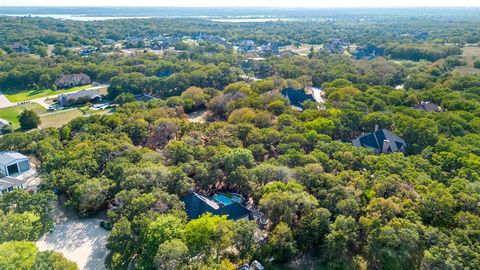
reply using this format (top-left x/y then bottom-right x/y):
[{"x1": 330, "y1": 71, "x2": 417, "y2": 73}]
[{"x1": 1, "y1": 0, "x2": 480, "y2": 7}]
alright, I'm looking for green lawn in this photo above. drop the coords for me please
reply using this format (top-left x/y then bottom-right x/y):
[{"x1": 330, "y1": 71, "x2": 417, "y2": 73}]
[
  {"x1": 2, "y1": 85, "x2": 93, "y2": 102},
  {"x1": 0, "y1": 103, "x2": 47, "y2": 129}
]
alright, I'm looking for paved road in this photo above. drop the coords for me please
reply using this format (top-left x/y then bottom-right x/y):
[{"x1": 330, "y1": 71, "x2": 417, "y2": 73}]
[
  {"x1": 0, "y1": 92, "x2": 15, "y2": 108},
  {"x1": 0, "y1": 85, "x2": 108, "y2": 109}
]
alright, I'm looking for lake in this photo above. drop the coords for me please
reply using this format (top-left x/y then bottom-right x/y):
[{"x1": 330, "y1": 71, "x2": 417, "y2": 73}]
[{"x1": 0, "y1": 14, "x2": 154, "y2": 21}]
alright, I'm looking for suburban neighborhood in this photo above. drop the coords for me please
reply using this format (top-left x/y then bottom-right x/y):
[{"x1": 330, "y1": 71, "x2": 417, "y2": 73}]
[{"x1": 1, "y1": 5, "x2": 480, "y2": 270}]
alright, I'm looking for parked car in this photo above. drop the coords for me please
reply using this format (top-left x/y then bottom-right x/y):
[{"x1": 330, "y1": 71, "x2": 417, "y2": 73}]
[{"x1": 48, "y1": 104, "x2": 63, "y2": 111}]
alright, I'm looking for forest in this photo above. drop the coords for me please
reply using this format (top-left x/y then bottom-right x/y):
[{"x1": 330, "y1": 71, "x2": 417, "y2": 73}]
[{"x1": 0, "y1": 10, "x2": 480, "y2": 270}]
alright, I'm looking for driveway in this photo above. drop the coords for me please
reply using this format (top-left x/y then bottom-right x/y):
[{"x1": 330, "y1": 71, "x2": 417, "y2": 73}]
[
  {"x1": 0, "y1": 85, "x2": 109, "y2": 109},
  {"x1": 0, "y1": 92, "x2": 15, "y2": 108},
  {"x1": 36, "y1": 200, "x2": 109, "y2": 270}
]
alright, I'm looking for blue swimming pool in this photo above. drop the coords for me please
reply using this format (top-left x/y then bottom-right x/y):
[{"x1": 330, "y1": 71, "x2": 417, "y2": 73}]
[{"x1": 213, "y1": 194, "x2": 243, "y2": 205}]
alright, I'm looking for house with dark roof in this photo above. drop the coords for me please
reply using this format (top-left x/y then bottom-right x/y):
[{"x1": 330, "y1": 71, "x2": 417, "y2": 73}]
[
  {"x1": 281, "y1": 88, "x2": 317, "y2": 110},
  {"x1": 7, "y1": 42, "x2": 30, "y2": 53},
  {"x1": 352, "y1": 127, "x2": 406, "y2": 154},
  {"x1": 325, "y1": 38, "x2": 349, "y2": 54},
  {"x1": 55, "y1": 73, "x2": 91, "y2": 88},
  {"x1": 183, "y1": 192, "x2": 251, "y2": 220},
  {"x1": 355, "y1": 44, "x2": 384, "y2": 60},
  {"x1": 58, "y1": 90, "x2": 102, "y2": 107},
  {"x1": 413, "y1": 101, "x2": 443, "y2": 112},
  {"x1": 259, "y1": 42, "x2": 280, "y2": 55},
  {"x1": 237, "y1": 40, "x2": 257, "y2": 53}
]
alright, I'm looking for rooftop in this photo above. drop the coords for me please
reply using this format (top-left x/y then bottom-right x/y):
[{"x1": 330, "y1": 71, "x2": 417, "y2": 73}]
[
  {"x1": 0, "y1": 176, "x2": 26, "y2": 190},
  {"x1": 183, "y1": 192, "x2": 251, "y2": 220},
  {"x1": 59, "y1": 90, "x2": 102, "y2": 101},
  {"x1": 0, "y1": 152, "x2": 28, "y2": 166},
  {"x1": 281, "y1": 88, "x2": 316, "y2": 110},
  {"x1": 352, "y1": 129, "x2": 406, "y2": 154},
  {"x1": 413, "y1": 101, "x2": 443, "y2": 112}
]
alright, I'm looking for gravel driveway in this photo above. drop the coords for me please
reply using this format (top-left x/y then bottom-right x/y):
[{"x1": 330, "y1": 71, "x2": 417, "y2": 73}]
[{"x1": 36, "y1": 200, "x2": 109, "y2": 270}]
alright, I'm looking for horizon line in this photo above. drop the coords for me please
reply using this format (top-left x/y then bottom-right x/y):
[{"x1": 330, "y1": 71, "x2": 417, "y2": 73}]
[{"x1": 2, "y1": 6, "x2": 480, "y2": 8}]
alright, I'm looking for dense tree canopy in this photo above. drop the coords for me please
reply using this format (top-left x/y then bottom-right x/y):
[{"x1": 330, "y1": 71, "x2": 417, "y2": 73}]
[{"x1": 1, "y1": 10, "x2": 480, "y2": 270}]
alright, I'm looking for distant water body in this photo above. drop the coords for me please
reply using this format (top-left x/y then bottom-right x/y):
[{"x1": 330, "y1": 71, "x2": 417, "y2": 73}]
[
  {"x1": 210, "y1": 18, "x2": 295, "y2": 22},
  {"x1": 0, "y1": 14, "x2": 297, "y2": 22},
  {"x1": 0, "y1": 14, "x2": 154, "y2": 21}
]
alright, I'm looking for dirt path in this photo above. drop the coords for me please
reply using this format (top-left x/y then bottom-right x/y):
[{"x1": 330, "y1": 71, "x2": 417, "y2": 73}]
[{"x1": 187, "y1": 109, "x2": 209, "y2": 123}]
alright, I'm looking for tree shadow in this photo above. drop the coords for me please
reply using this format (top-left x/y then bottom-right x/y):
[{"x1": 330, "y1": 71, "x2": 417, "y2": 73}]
[{"x1": 38, "y1": 199, "x2": 109, "y2": 270}]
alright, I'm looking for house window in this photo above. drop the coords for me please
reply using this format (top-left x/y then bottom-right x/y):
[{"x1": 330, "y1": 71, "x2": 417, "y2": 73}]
[
  {"x1": 7, "y1": 164, "x2": 19, "y2": 175},
  {"x1": 18, "y1": 160, "x2": 30, "y2": 173}
]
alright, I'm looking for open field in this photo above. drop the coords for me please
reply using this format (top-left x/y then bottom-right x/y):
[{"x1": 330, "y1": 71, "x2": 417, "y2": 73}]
[
  {"x1": 0, "y1": 103, "x2": 86, "y2": 129},
  {"x1": 0, "y1": 103, "x2": 47, "y2": 129},
  {"x1": 454, "y1": 45, "x2": 480, "y2": 75},
  {"x1": 2, "y1": 85, "x2": 93, "y2": 102},
  {"x1": 39, "y1": 109, "x2": 84, "y2": 129},
  {"x1": 280, "y1": 44, "x2": 323, "y2": 56}
]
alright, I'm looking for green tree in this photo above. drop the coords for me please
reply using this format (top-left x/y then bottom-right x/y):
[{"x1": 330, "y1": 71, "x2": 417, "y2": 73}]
[
  {"x1": 183, "y1": 214, "x2": 234, "y2": 262},
  {"x1": 154, "y1": 239, "x2": 189, "y2": 270},
  {"x1": 224, "y1": 148, "x2": 254, "y2": 172},
  {"x1": 70, "y1": 177, "x2": 114, "y2": 217},
  {"x1": 106, "y1": 218, "x2": 134, "y2": 269},
  {"x1": 233, "y1": 219, "x2": 257, "y2": 263},
  {"x1": 114, "y1": 93, "x2": 136, "y2": 105},
  {"x1": 139, "y1": 214, "x2": 185, "y2": 268},
  {"x1": 0, "y1": 211, "x2": 41, "y2": 242},
  {"x1": 164, "y1": 140, "x2": 194, "y2": 165},
  {"x1": 0, "y1": 241, "x2": 38, "y2": 270},
  {"x1": 33, "y1": 250, "x2": 78, "y2": 270},
  {"x1": 18, "y1": 109, "x2": 41, "y2": 130},
  {"x1": 259, "y1": 181, "x2": 318, "y2": 226},
  {"x1": 326, "y1": 215, "x2": 359, "y2": 268},
  {"x1": 295, "y1": 208, "x2": 331, "y2": 251},
  {"x1": 474, "y1": 60, "x2": 480, "y2": 69},
  {"x1": 366, "y1": 219, "x2": 422, "y2": 270},
  {"x1": 264, "y1": 223, "x2": 297, "y2": 263}
]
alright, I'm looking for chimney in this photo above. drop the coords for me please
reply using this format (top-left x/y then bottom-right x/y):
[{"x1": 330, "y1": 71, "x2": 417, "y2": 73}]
[
  {"x1": 382, "y1": 139, "x2": 390, "y2": 154},
  {"x1": 374, "y1": 125, "x2": 379, "y2": 132}
]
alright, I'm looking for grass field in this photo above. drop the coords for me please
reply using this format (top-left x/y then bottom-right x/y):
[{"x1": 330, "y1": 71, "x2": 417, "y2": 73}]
[
  {"x1": 2, "y1": 85, "x2": 93, "y2": 102},
  {"x1": 0, "y1": 103, "x2": 47, "y2": 129},
  {"x1": 39, "y1": 109, "x2": 84, "y2": 129},
  {"x1": 454, "y1": 46, "x2": 480, "y2": 75}
]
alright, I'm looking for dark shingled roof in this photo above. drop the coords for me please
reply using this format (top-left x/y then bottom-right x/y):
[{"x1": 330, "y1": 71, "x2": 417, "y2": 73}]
[
  {"x1": 352, "y1": 129, "x2": 406, "y2": 154},
  {"x1": 413, "y1": 102, "x2": 443, "y2": 112},
  {"x1": 58, "y1": 90, "x2": 102, "y2": 106},
  {"x1": 55, "y1": 73, "x2": 91, "y2": 87},
  {"x1": 281, "y1": 88, "x2": 316, "y2": 110},
  {"x1": 183, "y1": 192, "x2": 251, "y2": 220}
]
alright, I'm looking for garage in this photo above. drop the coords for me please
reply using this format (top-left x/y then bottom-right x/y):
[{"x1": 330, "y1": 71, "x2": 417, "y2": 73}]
[{"x1": 0, "y1": 152, "x2": 30, "y2": 177}]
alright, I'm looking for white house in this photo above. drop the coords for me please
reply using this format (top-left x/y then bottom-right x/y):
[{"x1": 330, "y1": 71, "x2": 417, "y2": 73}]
[
  {"x1": 0, "y1": 176, "x2": 26, "y2": 195},
  {"x1": 0, "y1": 152, "x2": 30, "y2": 177}
]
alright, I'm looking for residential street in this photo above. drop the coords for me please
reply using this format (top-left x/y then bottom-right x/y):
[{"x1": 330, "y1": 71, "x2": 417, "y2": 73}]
[{"x1": 0, "y1": 92, "x2": 15, "y2": 108}]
